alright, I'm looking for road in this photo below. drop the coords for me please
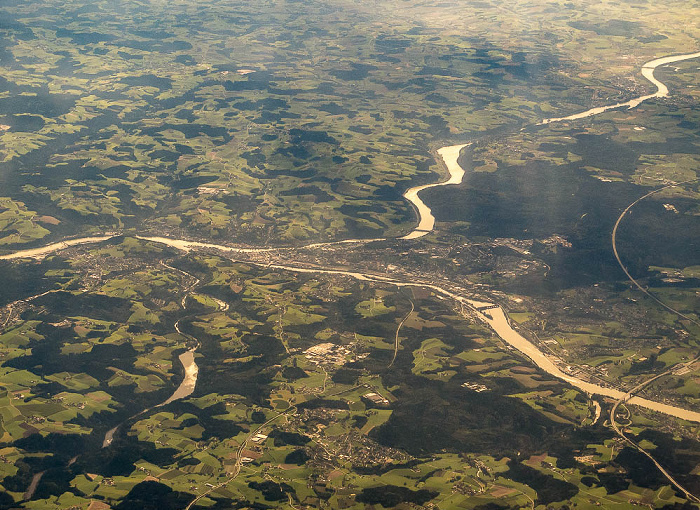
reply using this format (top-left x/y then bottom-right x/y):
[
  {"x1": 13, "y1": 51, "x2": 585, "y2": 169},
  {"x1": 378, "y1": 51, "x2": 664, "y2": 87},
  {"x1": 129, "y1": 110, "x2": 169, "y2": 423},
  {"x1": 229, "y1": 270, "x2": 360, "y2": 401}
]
[
  {"x1": 611, "y1": 180, "x2": 700, "y2": 327},
  {"x1": 389, "y1": 300, "x2": 414, "y2": 367},
  {"x1": 609, "y1": 360, "x2": 700, "y2": 502}
]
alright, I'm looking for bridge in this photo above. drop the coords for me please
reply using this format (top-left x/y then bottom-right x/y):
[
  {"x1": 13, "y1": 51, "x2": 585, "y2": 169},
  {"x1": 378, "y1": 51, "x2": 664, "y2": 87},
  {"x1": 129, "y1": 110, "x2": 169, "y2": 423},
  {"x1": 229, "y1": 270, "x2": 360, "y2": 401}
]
[{"x1": 476, "y1": 304, "x2": 500, "y2": 312}]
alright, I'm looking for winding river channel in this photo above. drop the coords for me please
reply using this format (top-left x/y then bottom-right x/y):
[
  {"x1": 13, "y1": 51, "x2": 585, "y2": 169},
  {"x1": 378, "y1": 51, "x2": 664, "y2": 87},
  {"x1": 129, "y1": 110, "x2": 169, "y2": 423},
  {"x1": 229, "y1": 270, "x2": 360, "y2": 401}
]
[
  {"x1": 400, "y1": 143, "x2": 470, "y2": 239},
  {"x1": 2, "y1": 50, "x2": 700, "y2": 434},
  {"x1": 101, "y1": 281, "x2": 202, "y2": 447},
  {"x1": 538, "y1": 51, "x2": 700, "y2": 125}
]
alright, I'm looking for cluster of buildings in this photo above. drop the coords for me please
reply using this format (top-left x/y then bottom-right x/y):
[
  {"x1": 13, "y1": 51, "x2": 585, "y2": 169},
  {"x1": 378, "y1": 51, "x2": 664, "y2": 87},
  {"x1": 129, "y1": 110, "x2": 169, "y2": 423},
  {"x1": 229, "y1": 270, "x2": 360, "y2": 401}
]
[
  {"x1": 303, "y1": 342, "x2": 368, "y2": 366},
  {"x1": 362, "y1": 392, "x2": 389, "y2": 406},
  {"x1": 461, "y1": 382, "x2": 488, "y2": 392}
]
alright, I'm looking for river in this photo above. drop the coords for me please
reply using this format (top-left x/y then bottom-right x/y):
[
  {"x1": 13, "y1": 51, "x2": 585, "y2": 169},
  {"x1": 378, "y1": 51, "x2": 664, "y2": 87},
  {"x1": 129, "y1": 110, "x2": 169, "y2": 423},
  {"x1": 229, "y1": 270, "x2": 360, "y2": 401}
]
[
  {"x1": 102, "y1": 303, "x2": 201, "y2": 447},
  {"x1": 159, "y1": 350, "x2": 199, "y2": 406},
  {"x1": 3, "y1": 50, "x2": 700, "y2": 435},
  {"x1": 469, "y1": 303, "x2": 700, "y2": 422},
  {"x1": 101, "y1": 348, "x2": 199, "y2": 447},
  {"x1": 0, "y1": 236, "x2": 115, "y2": 261},
  {"x1": 400, "y1": 143, "x2": 470, "y2": 239},
  {"x1": 539, "y1": 51, "x2": 700, "y2": 125},
  {"x1": 398, "y1": 52, "x2": 700, "y2": 240}
]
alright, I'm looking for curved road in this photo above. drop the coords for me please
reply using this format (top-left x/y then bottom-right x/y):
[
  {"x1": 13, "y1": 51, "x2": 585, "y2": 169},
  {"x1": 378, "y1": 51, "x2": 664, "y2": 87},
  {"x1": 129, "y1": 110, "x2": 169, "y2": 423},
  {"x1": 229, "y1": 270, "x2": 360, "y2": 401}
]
[
  {"x1": 611, "y1": 180, "x2": 700, "y2": 327},
  {"x1": 609, "y1": 361, "x2": 700, "y2": 502}
]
